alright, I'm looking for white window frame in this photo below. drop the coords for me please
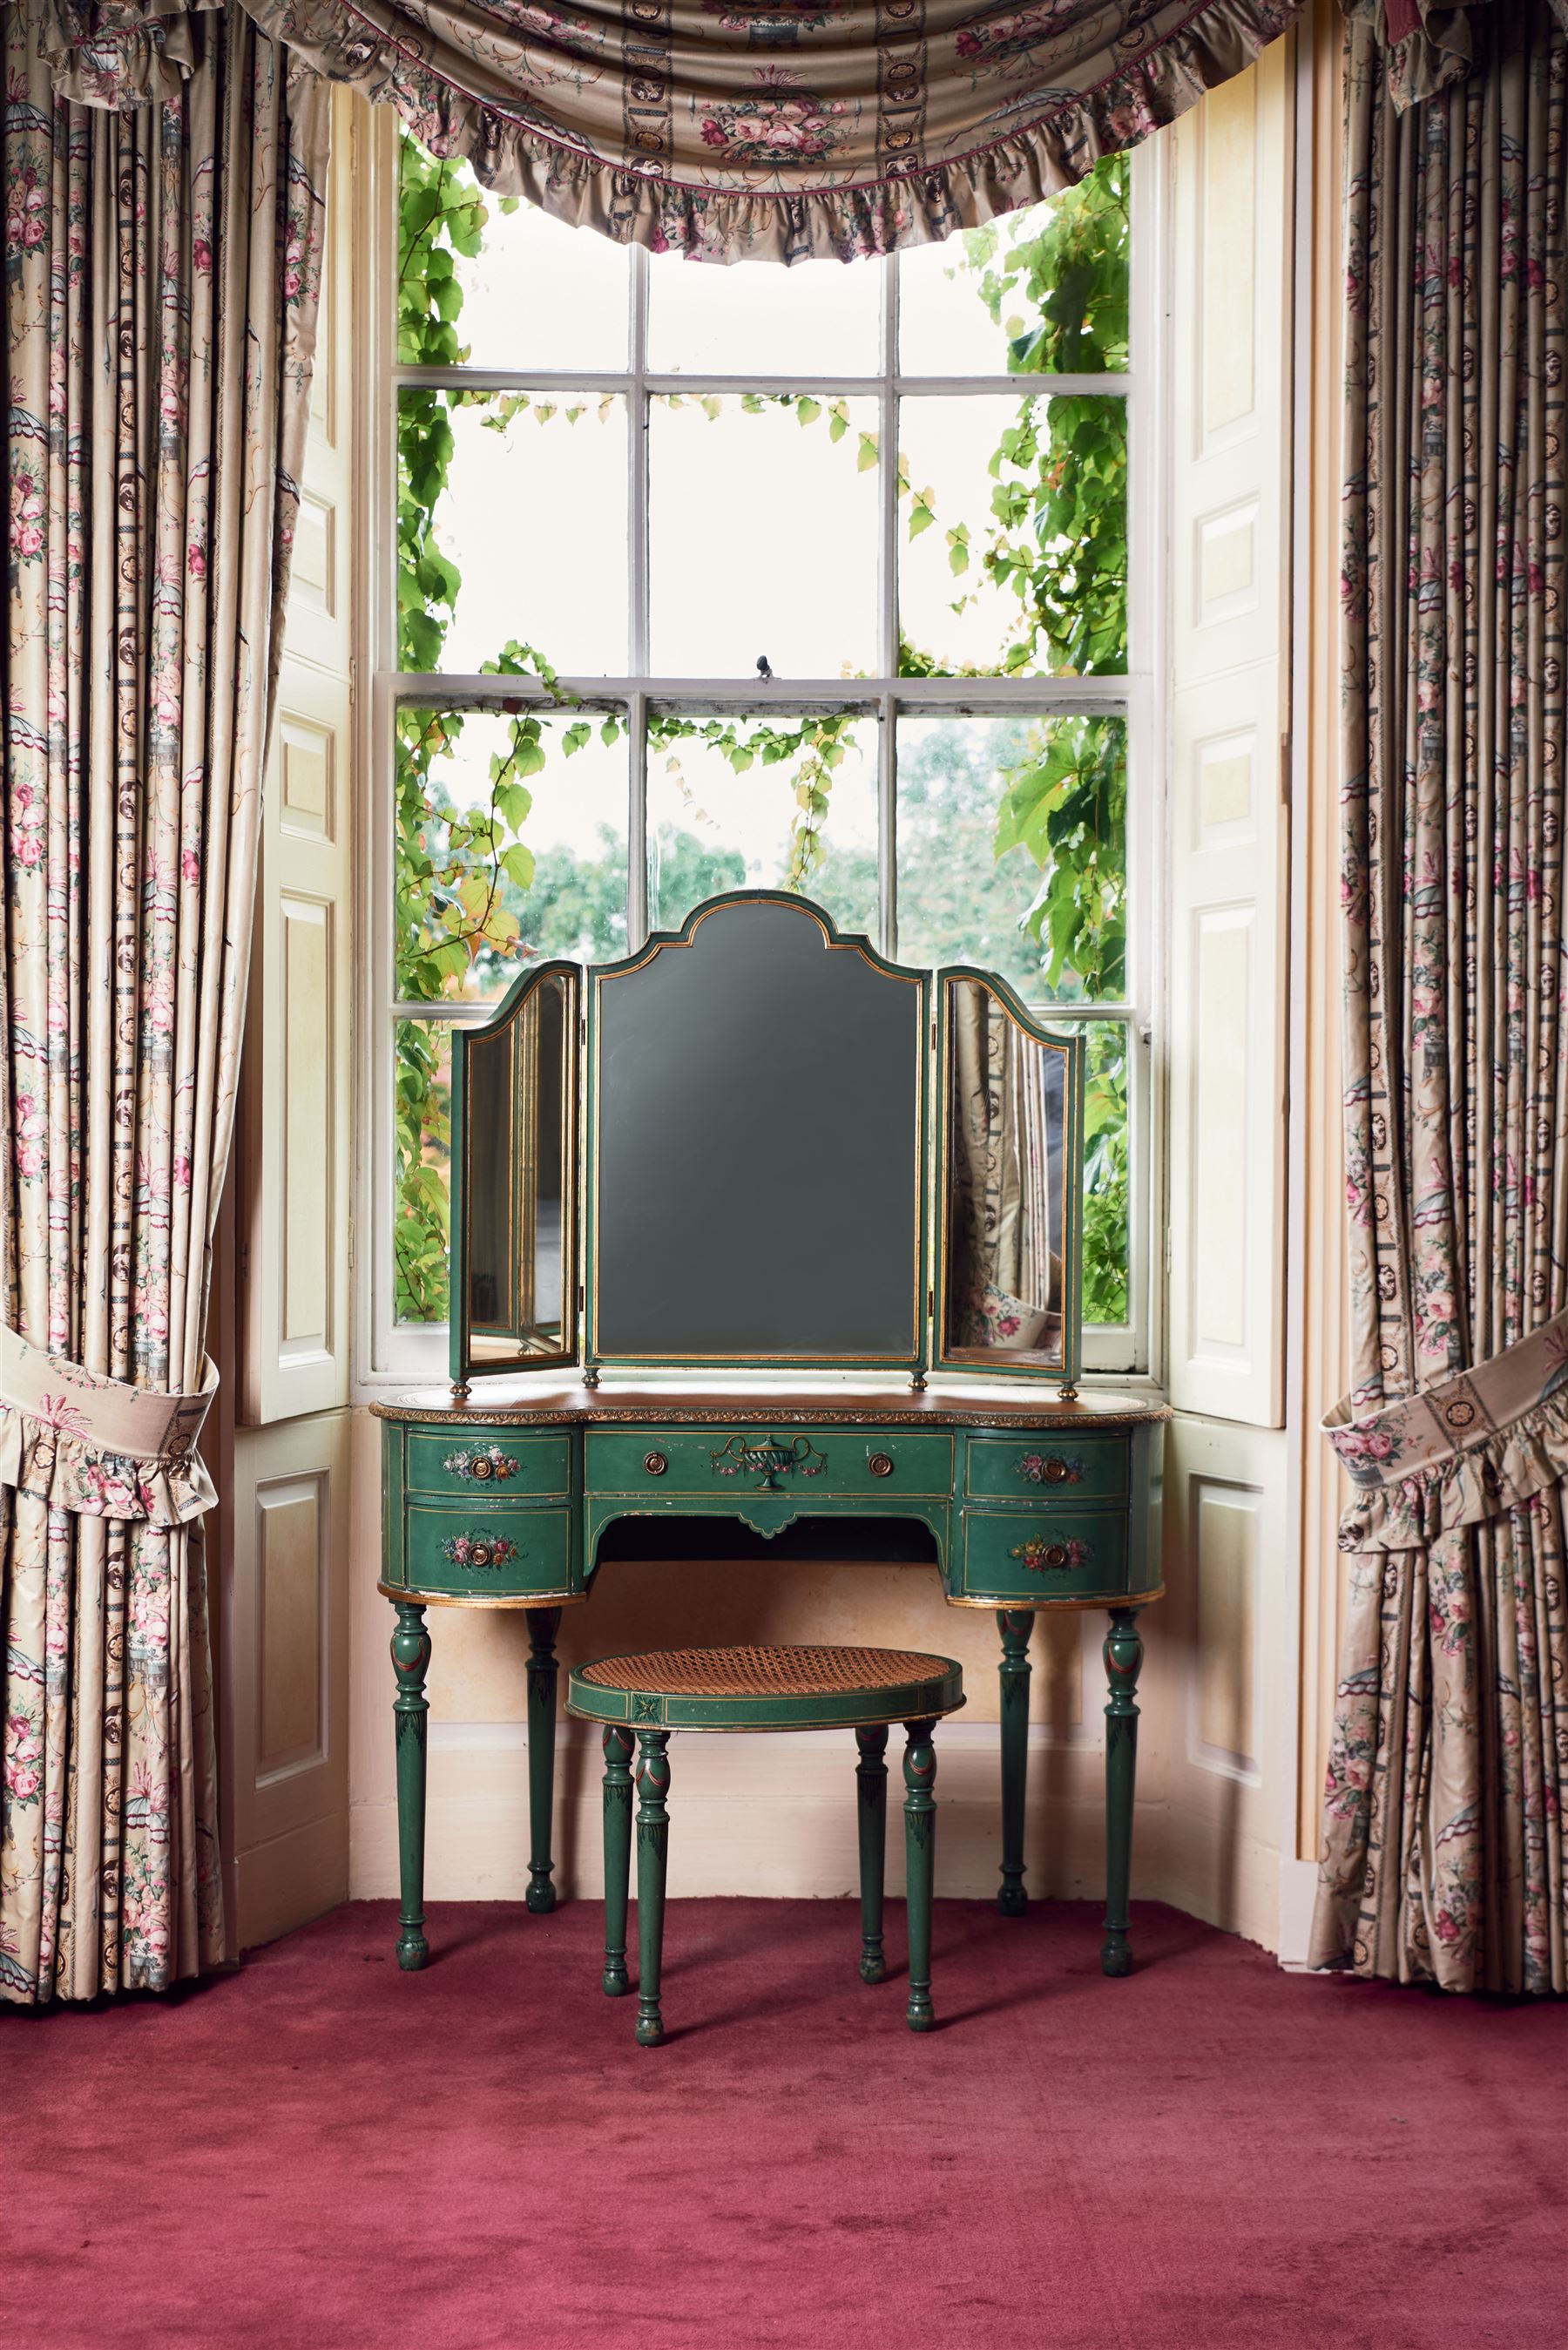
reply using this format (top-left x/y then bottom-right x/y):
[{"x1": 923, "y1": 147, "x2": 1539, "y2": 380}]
[{"x1": 355, "y1": 113, "x2": 1168, "y2": 1392}]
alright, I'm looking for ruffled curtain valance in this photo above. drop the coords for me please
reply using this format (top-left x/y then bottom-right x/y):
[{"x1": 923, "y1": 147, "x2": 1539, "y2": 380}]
[{"x1": 44, "y1": 0, "x2": 1308, "y2": 260}]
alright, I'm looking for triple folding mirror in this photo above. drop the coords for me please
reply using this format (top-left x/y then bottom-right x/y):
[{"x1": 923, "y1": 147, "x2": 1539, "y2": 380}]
[{"x1": 449, "y1": 893, "x2": 1084, "y2": 1391}]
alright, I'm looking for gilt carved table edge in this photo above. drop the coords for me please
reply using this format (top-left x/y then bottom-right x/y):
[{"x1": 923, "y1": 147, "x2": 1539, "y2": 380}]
[{"x1": 370, "y1": 1391, "x2": 1173, "y2": 1430}]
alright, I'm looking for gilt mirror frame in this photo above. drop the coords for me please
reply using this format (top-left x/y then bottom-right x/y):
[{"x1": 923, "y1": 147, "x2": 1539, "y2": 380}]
[
  {"x1": 448, "y1": 958, "x2": 581, "y2": 1391},
  {"x1": 584, "y1": 891, "x2": 930, "y2": 1378},
  {"x1": 931, "y1": 965, "x2": 1086, "y2": 1393}
]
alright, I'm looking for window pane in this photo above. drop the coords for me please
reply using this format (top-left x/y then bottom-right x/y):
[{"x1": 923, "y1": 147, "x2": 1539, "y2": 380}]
[
  {"x1": 397, "y1": 389, "x2": 627, "y2": 674},
  {"x1": 394, "y1": 1018, "x2": 452, "y2": 1324},
  {"x1": 648, "y1": 713, "x2": 878, "y2": 938},
  {"x1": 398, "y1": 135, "x2": 629, "y2": 371},
  {"x1": 897, "y1": 393, "x2": 1126, "y2": 677},
  {"x1": 1084, "y1": 1021, "x2": 1131, "y2": 1326},
  {"x1": 896, "y1": 714, "x2": 1126, "y2": 1001},
  {"x1": 648, "y1": 250, "x2": 880, "y2": 376},
  {"x1": 649, "y1": 396, "x2": 878, "y2": 676},
  {"x1": 898, "y1": 163, "x2": 1131, "y2": 377},
  {"x1": 396, "y1": 708, "x2": 629, "y2": 1004}
]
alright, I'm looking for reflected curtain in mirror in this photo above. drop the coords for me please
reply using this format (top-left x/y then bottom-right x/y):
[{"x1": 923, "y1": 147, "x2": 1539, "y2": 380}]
[
  {"x1": 453, "y1": 965, "x2": 578, "y2": 1378},
  {"x1": 938, "y1": 976, "x2": 1082, "y2": 1383}
]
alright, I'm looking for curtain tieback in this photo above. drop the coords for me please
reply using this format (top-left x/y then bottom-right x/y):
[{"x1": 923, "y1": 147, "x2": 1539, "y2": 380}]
[
  {"x1": 0, "y1": 1325, "x2": 218, "y2": 1527},
  {"x1": 1321, "y1": 1307, "x2": 1568, "y2": 1551}
]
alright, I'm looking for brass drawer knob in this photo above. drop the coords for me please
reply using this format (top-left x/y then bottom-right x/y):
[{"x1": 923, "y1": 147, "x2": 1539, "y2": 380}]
[
  {"x1": 469, "y1": 1541, "x2": 493, "y2": 1568},
  {"x1": 1043, "y1": 1457, "x2": 1070, "y2": 1483},
  {"x1": 470, "y1": 1455, "x2": 495, "y2": 1480},
  {"x1": 644, "y1": 1451, "x2": 668, "y2": 1477},
  {"x1": 868, "y1": 1453, "x2": 894, "y2": 1479},
  {"x1": 1044, "y1": 1543, "x2": 1068, "y2": 1569}
]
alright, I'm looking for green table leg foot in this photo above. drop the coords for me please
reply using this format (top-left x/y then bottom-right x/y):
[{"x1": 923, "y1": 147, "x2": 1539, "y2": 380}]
[
  {"x1": 635, "y1": 1730, "x2": 672, "y2": 2048},
  {"x1": 391, "y1": 1603, "x2": 431, "y2": 1973},
  {"x1": 855, "y1": 1725, "x2": 889, "y2": 1987},
  {"x1": 997, "y1": 1609, "x2": 1033, "y2": 1918},
  {"x1": 902, "y1": 1717, "x2": 939, "y2": 2035},
  {"x1": 1101, "y1": 1608, "x2": 1145, "y2": 1981},
  {"x1": 602, "y1": 1725, "x2": 635, "y2": 1997},
  {"x1": 525, "y1": 1607, "x2": 562, "y2": 1917}
]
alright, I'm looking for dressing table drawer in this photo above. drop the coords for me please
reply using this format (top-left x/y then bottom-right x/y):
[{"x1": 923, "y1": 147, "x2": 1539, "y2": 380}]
[
  {"x1": 964, "y1": 1435, "x2": 1129, "y2": 1503},
  {"x1": 402, "y1": 1500, "x2": 577, "y2": 1598},
  {"x1": 405, "y1": 1431, "x2": 573, "y2": 1500},
  {"x1": 585, "y1": 1427, "x2": 953, "y2": 1499},
  {"x1": 954, "y1": 1508, "x2": 1128, "y2": 1602}
]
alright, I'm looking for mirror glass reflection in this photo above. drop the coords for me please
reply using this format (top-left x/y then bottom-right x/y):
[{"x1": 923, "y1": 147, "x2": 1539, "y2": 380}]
[
  {"x1": 943, "y1": 977, "x2": 1067, "y2": 1368},
  {"x1": 463, "y1": 971, "x2": 574, "y2": 1366}
]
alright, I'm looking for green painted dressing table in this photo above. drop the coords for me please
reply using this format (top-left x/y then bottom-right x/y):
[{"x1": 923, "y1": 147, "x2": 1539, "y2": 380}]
[{"x1": 375, "y1": 894, "x2": 1166, "y2": 1980}]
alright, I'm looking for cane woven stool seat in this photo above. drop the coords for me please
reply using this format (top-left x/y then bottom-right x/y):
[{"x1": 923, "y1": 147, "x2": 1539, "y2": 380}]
[
  {"x1": 566, "y1": 1642, "x2": 966, "y2": 2045},
  {"x1": 569, "y1": 1642, "x2": 965, "y2": 1732}
]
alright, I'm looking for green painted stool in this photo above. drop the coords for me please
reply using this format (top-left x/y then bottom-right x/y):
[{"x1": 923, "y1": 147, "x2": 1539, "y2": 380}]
[{"x1": 566, "y1": 1643, "x2": 966, "y2": 2045}]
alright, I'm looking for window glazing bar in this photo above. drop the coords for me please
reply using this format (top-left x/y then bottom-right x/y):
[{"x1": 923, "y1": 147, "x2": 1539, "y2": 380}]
[{"x1": 393, "y1": 368, "x2": 1132, "y2": 401}]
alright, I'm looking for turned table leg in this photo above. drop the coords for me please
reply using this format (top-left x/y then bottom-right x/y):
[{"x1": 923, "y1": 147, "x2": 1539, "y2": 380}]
[
  {"x1": 902, "y1": 1718, "x2": 938, "y2": 2033},
  {"x1": 855, "y1": 1725, "x2": 889, "y2": 1984},
  {"x1": 524, "y1": 1606, "x2": 562, "y2": 1914},
  {"x1": 1101, "y1": 1607, "x2": 1146, "y2": 1977},
  {"x1": 634, "y1": 1730, "x2": 672, "y2": 2047},
  {"x1": 601, "y1": 1725, "x2": 635, "y2": 1996},
  {"x1": 997, "y1": 1608, "x2": 1034, "y2": 1917},
  {"x1": 391, "y1": 1602, "x2": 432, "y2": 1971}
]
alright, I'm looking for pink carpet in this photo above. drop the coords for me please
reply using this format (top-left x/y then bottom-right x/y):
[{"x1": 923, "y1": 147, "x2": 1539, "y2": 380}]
[{"x1": 3, "y1": 1898, "x2": 1561, "y2": 2349}]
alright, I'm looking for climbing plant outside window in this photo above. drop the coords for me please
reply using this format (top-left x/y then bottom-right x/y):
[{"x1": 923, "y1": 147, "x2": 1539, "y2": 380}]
[{"x1": 377, "y1": 132, "x2": 1157, "y2": 1375}]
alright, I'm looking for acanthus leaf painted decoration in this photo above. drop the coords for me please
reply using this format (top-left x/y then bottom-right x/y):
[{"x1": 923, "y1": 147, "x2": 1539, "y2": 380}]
[{"x1": 710, "y1": 1434, "x2": 829, "y2": 1487}]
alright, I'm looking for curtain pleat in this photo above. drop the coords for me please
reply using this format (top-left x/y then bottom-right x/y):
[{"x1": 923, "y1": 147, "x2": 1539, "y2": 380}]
[
  {"x1": 2, "y1": 0, "x2": 328, "y2": 2001},
  {"x1": 1313, "y1": 0, "x2": 1568, "y2": 1993}
]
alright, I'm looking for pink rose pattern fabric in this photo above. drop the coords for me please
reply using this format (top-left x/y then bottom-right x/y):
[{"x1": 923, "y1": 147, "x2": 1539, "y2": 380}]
[
  {"x1": 2, "y1": 2, "x2": 326, "y2": 2001},
  {"x1": 1313, "y1": 1, "x2": 1567, "y2": 1993},
  {"x1": 236, "y1": 0, "x2": 1304, "y2": 262}
]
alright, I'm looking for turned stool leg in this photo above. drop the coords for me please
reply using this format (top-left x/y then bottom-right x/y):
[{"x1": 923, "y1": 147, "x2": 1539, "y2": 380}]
[
  {"x1": 524, "y1": 1607, "x2": 562, "y2": 1913},
  {"x1": 601, "y1": 1725, "x2": 635, "y2": 1996},
  {"x1": 997, "y1": 1608, "x2": 1034, "y2": 1917},
  {"x1": 391, "y1": 1604, "x2": 431, "y2": 1971},
  {"x1": 1101, "y1": 1608, "x2": 1146, "y2": 1977},
  {"x1": 634, "y1": 1730, "x2": 672, "y2": 2047},
  {"x1": 902, "y1": 1718, "x2": 938, "y2": 2033},
  {"x1": 855, "y1": 1725, "x2": 889, "y2": 1984}
]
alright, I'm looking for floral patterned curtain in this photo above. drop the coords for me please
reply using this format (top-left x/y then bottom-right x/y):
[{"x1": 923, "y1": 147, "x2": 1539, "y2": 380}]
[
  {"x1": 2, "y1": 0, "x2": 327, "y2": 2001},
  {"x1": 227, "y1": 0, "x2": 1306, "y2": 264},
  {"x1": 1312, "y1": 0, "x2": 1568, "y2": 1993}
]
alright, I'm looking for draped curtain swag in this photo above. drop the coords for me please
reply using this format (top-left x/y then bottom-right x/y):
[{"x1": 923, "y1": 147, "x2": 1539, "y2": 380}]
[
  {"x1": 1313, "y1": 0, "x2": 1568, "y2": 1994},
  {"x1": 49, "y1": 0, "x2": 1307, "y2": 265},
  {"x1": 2, "y1": 1, "x2": 327, "y2": 2001}
]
